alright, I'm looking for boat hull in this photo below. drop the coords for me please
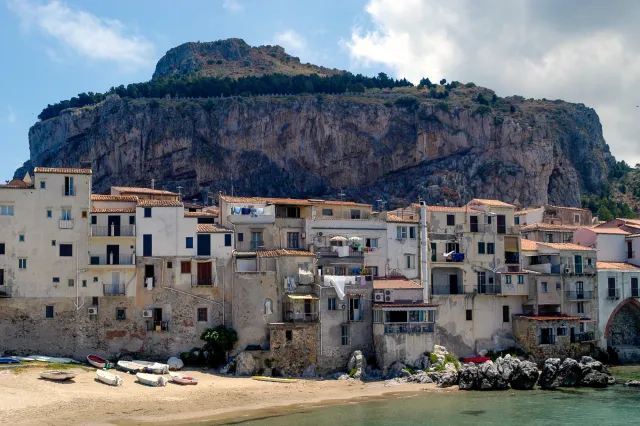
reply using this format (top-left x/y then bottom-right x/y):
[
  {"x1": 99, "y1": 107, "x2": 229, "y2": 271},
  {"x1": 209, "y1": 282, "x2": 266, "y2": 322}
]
[
  {"x1": 169, "y1": 372, "x2": 198, "y2": 385},
  {"x1": 40, "y1": 370, "x2": 76, "y2": 381},
  {"x1": 136, "y1": 372, "x2": 168, "y2": 387},
  {"x1": 88, "y1": 355, "x2": 109, "y2": 369},
  {"x1": 132, "y1": 360, "x2": 169, "y2": 374},
  {"x1": 117, "y1": 361, "x2": 145, "y2": 374},
  {"x1": 97, "y1": 370, "x2": 123, "y2": 386},
  {"x1": 251, "y1": 376, "x2": 297, "y2": 383}
]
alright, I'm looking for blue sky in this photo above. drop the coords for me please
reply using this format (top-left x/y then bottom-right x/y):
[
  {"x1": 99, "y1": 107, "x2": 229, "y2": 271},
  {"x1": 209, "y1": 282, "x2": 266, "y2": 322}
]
[{"x1": 1, "y1": 0, "x2": 638, "y2": 182}]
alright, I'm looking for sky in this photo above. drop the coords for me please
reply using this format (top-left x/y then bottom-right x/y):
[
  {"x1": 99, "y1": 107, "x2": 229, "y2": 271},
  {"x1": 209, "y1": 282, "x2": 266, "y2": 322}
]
[{"x1": 1, "y1": 0, "x2": 639, "y2": 181}]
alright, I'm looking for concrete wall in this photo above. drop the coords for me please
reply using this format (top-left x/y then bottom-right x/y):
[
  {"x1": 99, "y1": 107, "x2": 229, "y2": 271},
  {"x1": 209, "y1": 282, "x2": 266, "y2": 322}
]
[
  {"x1": 136, "y1": 206, "x2": 197, "y2": 257},
  {"x1": 373, "y1": 324, "x2": 436, "y2": 369},
  {"x1": 386, "y1": 222, "x2": 419, "y2": 278}
]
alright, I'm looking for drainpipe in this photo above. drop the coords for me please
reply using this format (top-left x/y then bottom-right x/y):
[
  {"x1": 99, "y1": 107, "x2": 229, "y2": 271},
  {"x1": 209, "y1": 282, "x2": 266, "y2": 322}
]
[{"x1": 420, "y1": 202, "x2": 429, "y2": 303}]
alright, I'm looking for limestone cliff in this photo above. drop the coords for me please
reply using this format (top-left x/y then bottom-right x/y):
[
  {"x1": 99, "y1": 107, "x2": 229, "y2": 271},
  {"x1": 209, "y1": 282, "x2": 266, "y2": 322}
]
[{"x1": 25, "y1": 88, "x2": 613, "y2": 208}]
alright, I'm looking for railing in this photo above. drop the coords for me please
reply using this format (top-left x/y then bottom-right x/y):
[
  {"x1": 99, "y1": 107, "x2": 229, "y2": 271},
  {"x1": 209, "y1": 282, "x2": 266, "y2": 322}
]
[
  {"x1": 432, "y1": 284, "x2": 463, "y2": 295},
  {"x1": 91, "y1": 225, "x2": 136, "y2": 237},
  {"x1": 0, "y1": 285, "x2": 12, "y2": 298},
  {"x1": 285, "y1": 312, "x2": 319, "y2": 323},
  {"x1": 62, "y1": 185, "x2": 76, "y2": 196},
  {"x1": 607, "y1": 288, "x2": 621, "y2": 299},
  {"x1": 191, "y1": 276, "x2": 214, "y2": 286},
  {"x1": 146, "y1": 320, "x2": 169, "y2": 332},
  {"x1": 103, "y1": 283, "x2": 126, "y2": 295},
  {"x1": 89, "y1": 253, "x2": 135, "y2": 265},
  {"x1": 571, "y1": 332, "x2": 595, "y2": 343},
  {"x1": 471, "y1": 284, "x2": 501, "y2": 295},
  {"x1": 250, "y1": 241, "x2": 265, "y2": 250},
  {"x1": 566, "y1": 291, "x2": 594, "y2": 300},
  {"x1": 316, "y1": 248, "x2": 364, "y2": 258},
  {"x1": 384, "y1": 322, "x2": 435, "y2": 334},
  {"x1": 59, "y1": 219, "x2": 74, "y2": 229}
]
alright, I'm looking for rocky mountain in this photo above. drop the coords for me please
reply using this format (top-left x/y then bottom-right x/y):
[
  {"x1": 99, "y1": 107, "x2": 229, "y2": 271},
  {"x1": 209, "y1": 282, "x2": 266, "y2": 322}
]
[{"x1": 19, "y1": 39, "x2": 618, "y2": 209}]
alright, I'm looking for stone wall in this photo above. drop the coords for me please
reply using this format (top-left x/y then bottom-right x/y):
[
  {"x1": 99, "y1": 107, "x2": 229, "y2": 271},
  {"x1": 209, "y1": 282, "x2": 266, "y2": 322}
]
[
  {"x1": 373, "y1": 324, "x2": 436, "y2": 369},
  {"x1": 512, "y1": 316, "x2": 594, "y2": 361},
  {"x1": 609, "y1": 304, "x2": 640, "y2": 345},
  {"x1": 268, "y1": 323, "x2": 318, "y2": 376}
]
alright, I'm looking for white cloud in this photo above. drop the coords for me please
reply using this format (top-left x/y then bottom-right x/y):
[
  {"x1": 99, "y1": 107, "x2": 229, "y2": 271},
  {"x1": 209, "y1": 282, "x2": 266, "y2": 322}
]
[
  {"x1": 273, "y1": 29, "x2": 308, "y2": 58},
  {"x1": 222, "y1": 0, "x2": 243, "y2": 13},
  {"x1": 7, "y1": 0, "x2": 155, "y2": 70},
  {"x1": 7, "y1": 106, "x2": 16, "y2": 124},
  {"x1": 344, "y1": 0, "x2": 640, "y2": 164}
]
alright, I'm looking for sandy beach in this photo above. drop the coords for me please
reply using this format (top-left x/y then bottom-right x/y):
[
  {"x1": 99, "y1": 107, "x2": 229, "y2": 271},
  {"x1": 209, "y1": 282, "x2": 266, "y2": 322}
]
[{"x1": 0, "y1": 365, "x2": 456, "y2": 425}]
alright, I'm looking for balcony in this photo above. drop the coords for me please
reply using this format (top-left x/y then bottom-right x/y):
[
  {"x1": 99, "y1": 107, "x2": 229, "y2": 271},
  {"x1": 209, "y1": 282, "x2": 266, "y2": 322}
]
[
  {"x1": 316, "y1": 247, "x2": 364, "y2": 258},
  {"x1": 103, "y1": 283, "x2": 126, "y2": 295},
  {"x1": 431, "y1": 284, "x2": 463, "y2": 295},
  {"x1": 89, "y1": 253, "x2": 135, "y2": 266},
  {"x1": 470, "y1": 284, "x2": 501, "y2": 295},
  {"x1": 191, "y1": 276, "x2": 215, "y2": 287},
  {"x1": 566, "y1": 291, "x2": 594, "y2": 301},
  {"x1": 284, "y1": 312, "x2": 319, "y2": 323},
  {"x1": 505, "y1": 252, "x2": 520, "y2": 264},
  {"x1": 62, "y1": 185, "x2": 76, "y2": 196},
  {"x1": 59, "y1": 219, "x2": 74, "y2": 229},
  {"x1": 91, "y1": 225, "x2": 136, "y2": 237},
  {"x1": 146, "y1": 320, "x2": 169, "y2": 332},
  {"x1": 0, "y1": 284, "x2": 12, "y2": 298},
  {"x1": 607, "y1": 288, "x2": 621, "y2": 300},
  {"x1": 384, "y1": 322, "x2": 435, "y2": 334},
  {"x1": 571, "y1": 332, "x2": 596, "y2": 343}
]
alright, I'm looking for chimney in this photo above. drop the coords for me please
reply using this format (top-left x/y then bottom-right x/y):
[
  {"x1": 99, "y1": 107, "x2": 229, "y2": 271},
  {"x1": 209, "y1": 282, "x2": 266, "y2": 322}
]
[
  {"x1": 419, "y1": 201, "x2": 429, "y2": 303},
  {"x1": 151, "y1": 179, "x2": 155, "y2": 190}
]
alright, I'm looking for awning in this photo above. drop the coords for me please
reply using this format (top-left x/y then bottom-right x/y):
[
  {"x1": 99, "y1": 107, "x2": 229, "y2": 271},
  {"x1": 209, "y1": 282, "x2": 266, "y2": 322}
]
[
  {"x1": 349, "y1": 236, "x2": 362, "y2": 241},
  {"x1": 287, "y1": 294, "x2": 319, "y2": 300},
  {"x1": 505, "y1": 237, "x2": 518, "y2": 252},
  {"x1": 330, "y1": 236, "x2": 347, "y2": 242}
]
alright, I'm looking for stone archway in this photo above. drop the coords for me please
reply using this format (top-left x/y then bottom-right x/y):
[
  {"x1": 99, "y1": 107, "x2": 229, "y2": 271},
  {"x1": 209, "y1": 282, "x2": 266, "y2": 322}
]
[{"x1": 605, "y1": 298, "x2": 640, "y2": 346}]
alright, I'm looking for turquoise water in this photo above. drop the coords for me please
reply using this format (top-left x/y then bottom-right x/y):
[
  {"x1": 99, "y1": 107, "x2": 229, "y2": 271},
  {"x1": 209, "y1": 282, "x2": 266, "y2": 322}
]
[{"x1": 223, "y1": 386, "x2": 640, "y2": 426}]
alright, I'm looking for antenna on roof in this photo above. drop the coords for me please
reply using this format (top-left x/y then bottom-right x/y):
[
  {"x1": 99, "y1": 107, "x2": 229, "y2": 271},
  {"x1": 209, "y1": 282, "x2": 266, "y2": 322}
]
[
  {"x1": 338, "y1": 189, "x2": 346, "y2": 202},
  {"x1": 376, "y1": 199, "x2": 386, "y2": 212},
  {"x1": 177, "y1": 186, "x2": 183, "y2": 200}
]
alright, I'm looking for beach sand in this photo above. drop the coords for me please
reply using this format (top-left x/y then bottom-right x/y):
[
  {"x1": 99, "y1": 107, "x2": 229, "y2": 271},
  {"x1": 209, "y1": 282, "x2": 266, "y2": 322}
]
[{"x1": 0, "y1": 367, "x2": 457, "y2": 425}]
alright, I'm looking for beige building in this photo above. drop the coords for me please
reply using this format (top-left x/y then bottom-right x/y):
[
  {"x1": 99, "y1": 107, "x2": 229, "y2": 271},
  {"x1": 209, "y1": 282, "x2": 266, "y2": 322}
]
[{"x1": 515, "y1": 205, "x2": 592, "y2": 227}]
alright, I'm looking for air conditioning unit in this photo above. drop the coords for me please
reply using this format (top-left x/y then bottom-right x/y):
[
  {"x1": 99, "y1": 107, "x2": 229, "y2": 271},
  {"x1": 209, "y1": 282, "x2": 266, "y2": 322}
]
[
  {"x1": 374, "y1": 290, "x2": 385, "y2": 302},
  {"x1": 88, "y1": 307, "x2": 98, "y2": 315},
  {"x1": 142, "y1": 310, "x2": 153, "y2": 318},
  {"x1": 385, "y1": 290, "x2": 394, "y2": 303},
  {"x1": 341, "y1": 304, "x2": 347, "y2": 310}
]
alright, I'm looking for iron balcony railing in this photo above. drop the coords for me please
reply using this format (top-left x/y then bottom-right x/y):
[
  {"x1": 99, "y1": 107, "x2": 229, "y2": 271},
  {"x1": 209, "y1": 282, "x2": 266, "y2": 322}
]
[
  {"x1": 103, "y1": 283, "x2": 126, "y2": 295},
  {"x1": 89, "y1": 253, "x2": 135, "y2": 265},
  {"x1": 607, "y1": 288, "x2": 621, "y2": 299},
  {"x1": 285, "y1": 312, "x2": 319, "y2": 323},
  {"x1": 566, "y1": 290, "x2": 594, "y2": 300},
  {"x1": 0, "y1": 284, "x2": 12, "y2": 298},
  {"x1": 59, "y1": 219, "x2": 74, "y2": 229},
  {"x1": 62, "y1": 185, "x2": 76, "y2": 196},
  {"x1": 432, "y1": 284, "x2": 463, "y2": 295},
  {"x1": 191, "y1": 276, "x2": 214, "y2": 286},
  {"x1": 384, "y1": 322, "x2": 435, "y2": 334},
  {"x1": 571, "y1": 332, "x2": 595, "y2": 343},
  {"x1": 91, "y1": 225, "x2": 136, "y2": 237},
  {"x1": 146, "y1": 320, "x2": 169, "y2": 332},
  {"x1": 316, "y1": 248, "x2": 364, "y2": 258}
]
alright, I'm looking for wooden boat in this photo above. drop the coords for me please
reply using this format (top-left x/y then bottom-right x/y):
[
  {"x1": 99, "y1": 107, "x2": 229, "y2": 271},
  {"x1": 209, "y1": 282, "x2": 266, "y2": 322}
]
[
  {"x1": 40, "y1": 370, "x2": 76, "y2": 381},
  {"x1": 132, "y1": 360, "x2": 169, "y2": 374},
  {"x1": 169, "y1": 372, "x2": 198, "y2": 385},
  {"x1": 0, "y1": 357, "x2": 20, "y2": 364},
  {"x1": 12, "y1": 356, "x2": 35, "y2": 362},
  {"x1": 463, "y1": 356, "x2": 492, "y2": 364},
  {"x1": 136, "y1": 372, "x2": 168, "y2": 387},
  {"x1": 97, "y1": 369, "x2": 123, "y2": 386},
  {"x1": 87, "y1": 354, "x2": 110, "y2": 369},
  {"x1": 117, "y1": 360, "x2": 146, "y2": 374},
  {"x1": 251, "y1": 376, "x2": 297, "y2": 383},
  {"x1": 28, "y1": 355, "x2": 79, "y2": 364}
]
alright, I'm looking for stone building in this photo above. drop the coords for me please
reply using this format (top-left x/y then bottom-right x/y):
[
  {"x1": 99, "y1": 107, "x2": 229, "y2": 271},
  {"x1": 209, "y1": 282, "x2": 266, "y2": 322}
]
[{"x1": 515, "y1": 205, "x2": 592, "y2": 227}]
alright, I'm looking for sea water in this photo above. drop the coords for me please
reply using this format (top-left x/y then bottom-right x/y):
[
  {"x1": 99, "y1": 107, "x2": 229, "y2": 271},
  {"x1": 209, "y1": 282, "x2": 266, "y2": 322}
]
[{"x1": 223, "y1": 386, "x2": 640, "y2": 426}]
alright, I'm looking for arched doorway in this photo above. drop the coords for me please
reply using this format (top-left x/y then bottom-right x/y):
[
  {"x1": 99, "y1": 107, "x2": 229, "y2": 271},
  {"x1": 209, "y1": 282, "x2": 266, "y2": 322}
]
[{"x1": 605, "y1": 298, "x2": 640, "y2": 363}]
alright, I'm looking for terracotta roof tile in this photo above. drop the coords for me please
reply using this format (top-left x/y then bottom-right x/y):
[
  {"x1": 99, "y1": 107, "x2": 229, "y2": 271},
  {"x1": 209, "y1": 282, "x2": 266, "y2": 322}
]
[
  {"x1": 220, "y1": 195, "x2": 370, "y2": 207},
  {"x1": 596, "y1": 261, "x2": 640, "y2": 271},
  {"x1": 468, "y1": 198, "x2": 516, "y2": 208},
  {"x1": 112, "y1": 186, "x2": 178, "y2": 196},
  {"x1": 196, "y1": 224, "x2": 232, "y2": 233},
  {"x1": 424, "y1": 205, "x2": 468, "y2": 212},
  {"x1": 233, "y1": 249, "x2": 316, "y2": 257},
  {"x1": 537, "y1": 242, "x2": 594, "y2": 251},
  {"x1": 137, "y1": 199, "x2": 183, "y2": 207},
  {"x1": 185, "y1": 211, "x2": 218, "y2": 218},
  {"x1": 520, "y1": 239, "x2": 538, "y2": 251},
  {"x1": 518, "y1": 315, "x2": 581, "y2": 321},
  {"x1": 545, "y1": 205, "x2": 591, "y2": 212},
  {"x1": 91, "y1": 208, "x2": 136, "y2": 214},
  {"x1": 91, "y1": 194, "x2": 138, "y2": 202},
  {"x1": 373, "y1": 277, "x2": 422, "y2": 289},
  {"x1": 34, "y1": 167, "x2": 92, "y2": 175},
  {"x1": 515, "y1": 207, "x2": 543, "y2": 216},
  {"x1": 586, "y1": 226, "x2": 630, "y2": 235},
  {"x1": 0, "y1": 179, "x2": 33, "y2": 189},
  {"x1": 521, "y1": 222, "x2": 581, "y2": 231},
  {"x1": 386, "y1": 213, "x2": 419, "y2": 223}
]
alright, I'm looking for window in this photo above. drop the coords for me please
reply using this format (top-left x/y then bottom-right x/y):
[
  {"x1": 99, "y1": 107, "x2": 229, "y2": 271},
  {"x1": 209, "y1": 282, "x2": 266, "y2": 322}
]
[
  {"x1": 557, "y1": 327, "x2": 567, "y2": 336},
  {"x1": 144, "y1": 207, "x2": 152, "y2": 218},
  {"x1": 18, "y1": 258, "x2": 27, "y2": 270},
  {"x1": 250, "y1": 231, "x2": 263, "y2": 249},
  {"x1": 574, "y1": 214, "x2": 580, "y2": 224},
  {"x1": 466, "y1": 309, "x2": 473, "y2": 321},
  {"x1": 341, "y1": 325, "x2": 350, "y2": 345},
  {"x1": 350, "y1": 209, "x2": 361, "y2": 219},
  {"x1": 286, "y1": 330, "x2": 293, "y2": 342},
  {"x1": 68, "y1": 279, "x2": 74, "y2": 287},
  {"x1": 503, "y1": 306, "x2": 510, "y2": 323},
  {"x1": 514, "y1": 216, "x2": 520, "y2": 225},
  {"x1": 167, "y1": 262, "x2": 173, "y2": 269},
  {"x1": 19, "y1": 234, "x2": 25, "y2": 242},
  {"x1": 322, "y1": 209, "x2": 333, "y2": 216},
  {"x1": 40, "y1": 181, "x2": 46, "y2": 189},
  {"x1": 580, "y1": 322, "x2": 585, "y2": 333},
  {"x1": 349, "y1": 297, "x2": 363, "y2": 321},
  {"x1": 47, "y1": 210, "x2": 52, "y2": 218},
  {"x1": 81, "y1": 210, "x2": 88, "y2": 219},
  {"x1": 197, "y1": 308, "x2": 208, "y2": 322},
  {"x1": 556, "y1": 282, "x2": 561, "y2": 290},
  {"x1": 504, "y1": 275, "x2": 512, "y2": 284},
  {"x1": 116, "y1": 308, "x2": 126, "y2": 320},
  {"x1": 64, "y1": 176, "x2": 74, "y2": 196},
  {"x1": 0, "y1": 269, "x2": 3, "y2": 285},
  {"x1": 577, "y1": 302, "x2": 585, "y2": 314},
  {"x1": 52, "y1": 277, "x2": 60, "y2": 283},
  {"x1": 587, "y1": 258, "x2": 592, "y2": 266},
  {"x1": 365, "y1": 238, "x2": 378, "y2": 249},
  {"x1": 224, "y1": 234, "x2": 232, "y2": 247},
  {"x1": 539, "y1": 327, "x2": 555, "y2": 345},
  {"x1": 374, "y1": 310, "x2": 383, "y2": 323},
  {"x1": 287, "y1": 232, "x2": 300, "y2": 249},
  {"x1": 181, "y1": 261, "x2": 191, "y2": 274},
  {"x1": 517, "y1": 275, "x2": 524, "y2": 284},
  {"x1": 45, "y1": 305, "x2": 54, "y2": 319},
  {"x1": 328, "y1": 297, "x2": 336, "y2": 311},
  {"x1": 608, "y1": 277, "x2": 616, "y2": 298},
  {"x1": 409, "y1": 226, "x2": 416, "y2": 239},
  {"x1": 478, "y1": 242, "x2": 486, "y2": 254},
  {"x1": 82, "y1": 280, "x2": 87, "y2": 288},
  {"x1": 0, "y1": 243, "x2": 4, "y2": 255},
  {"x1": 129, "y1": 215, "x2": 135, "y2": 225},
  {"x1": 59, "y1": 244, "x2": 73, "y2": 257},
  {"x1": 487, "y1": 243, "x2": 495, "y2": 255},
  {"x1": 91, "y1": 216, "x2": 97, "y2": 225},
  {"x1": 545, "y1": 233, "x2": 554, "y2": 243},
  {"x1": 406, "y1": 254, "x2": 415, "y2": 269},
  {"x1": 446, "y1": 214, "x2": 455, "y2": 226},
  {"x1": 61, "y1": 209, "x2": 72, "y2": 220},
  {"x1": 284, "y1": 206, "x2": 300, "y2": 218},
  {"x1": 186, "y1": 237, "x2": 194, "y2": 249},
  {"x1": 470, "y1": 215, "x2": 479, "y2": 232},
  {"x1": 486, "y1": 215, "x2": 492, "y2": 225},
  {"x1": 541, "y1": 282, "x2": 548, "y2": 292},
  {"x1": 51, "y1": 240, "x2": 56, "y2": 246},
  {"x1": 574, "y1": 255, "x2": 583, "y2": 274},
  {"x1": 238, "y1": 233, "x2": 244, "y2": 242},
  {"x1": 632, "y1": 278, "x2": 639, "y2": 297},
  {"x1": 396, "y1": 226, "x2": 407, "y2": 239},
  {"x1": 1, "y1": 205, "x2": 14, "y2": 216},
  {"x1": 93, "y1": 277, "x2": 98, "y2": 283},
  {"x1": 367, "y1": 266, "x2": 379, "y2": 276}
]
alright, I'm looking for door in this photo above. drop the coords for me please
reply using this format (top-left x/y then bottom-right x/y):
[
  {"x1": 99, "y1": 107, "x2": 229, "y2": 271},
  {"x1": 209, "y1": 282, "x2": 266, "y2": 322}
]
[
  {"x1": 143, "y1": 234, "x2": 152, "y2": 257},
  {"x1": 153, "y1": 308, "x2": 163, "y2": 329},
  {"x1": 145, "y1": 265, "x2": 155, "y2": 288},
  {"x1": 497, "y1": 215, "x2": 506, "y2": 234},
  {"x1": 197, "y1": 234, "x2": 211, "y2": 256},
  {"x1": 574, "y1": 255, "x2": 583, "y2": 274},
  {"x1": 304, "y1": 299, "x2": 312, "y2": 321},
  {"x1": 576, "y1": 281, "x2": 584, "y2": 299},
  {"x1": 111, "y1": 271, "x2": 121, "y2": 294},
  {"x1": 449, "y1": 274, "x2": 459, "y2": 294},
  {"x1": 197, "y1": 262, "x2": 212, "y2": 286},
  {"x1": 107, "y1": 215, "x2": 121, "y2": 236},
  {"x1": 64, "y1": 176, "x2": 74, "y2": 195},
  {"x1": 470, "y1": 215, "x2": 478, "y2": 233},
  {"x1": 106, "y1": 244, "x2": 119, "y2": 265},
  {"x1": 628, "y1": 241, "x2": 634, "y2": 258}
]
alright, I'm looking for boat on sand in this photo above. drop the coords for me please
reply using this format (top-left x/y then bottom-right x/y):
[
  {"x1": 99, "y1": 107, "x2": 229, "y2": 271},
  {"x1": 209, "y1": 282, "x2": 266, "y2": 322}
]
[
  {"x1": 136, "y1": 372, "x2": 168, "y2": 387},
  {"x1": 28, "y1": 355, "x2": 79, "y2": 364},
  {"x1": 169, "y1": 372, "x2": 198, "y2": 385},
  {"x1": 40, "y1": 370, "x2": 76, "y2": 381},
  {"x1": 117, "y1": 360, "x2": 145, "y2": 374},
  {"x1": 132, "y1": 360, "x2": 169, "y2": 374},
  {"x1": 0, "y1": 357, "x2": 20, "y2": 364},
  {"x1": 87, "y1": 354, "x2": 110, "y2": 369},
  {"x1": 97, "y1": 369, "x2": 123, "y2": 386},
  {"x1": 252, "y1": 376, "x2": 297, "y2": 383}
]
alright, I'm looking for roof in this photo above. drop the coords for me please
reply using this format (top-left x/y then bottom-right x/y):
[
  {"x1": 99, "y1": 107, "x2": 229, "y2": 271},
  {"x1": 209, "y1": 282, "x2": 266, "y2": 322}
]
[
  {"x1": 233, "y1": 249, "x2": 316, "y2": 258},
  {"x1": 518, "y1": 315, "x2": 581, "y2": 321},
  {"x1": 182, "y1": 202, "x2": 203, "y2": 209},
  {"x1": 386, "y1": 213, "x2": 419, "y2": 223},
  {"x1": 196, "y1": 224, "x2": 232, "y2": 233},
  {"x1": 537, "y1": 242, "x2": 594, "y2": 251},
  {"x1": 520, "y1": 239, "x2": 538, "y2": 251},
  {"x1": 34, "y1": 167, "x2": 92, "y2": 175},
  {"x1": 0, "y1": 178, "x2": 33, "y2": 189},
  {"x1": 515, "y1": 207, "x2": 543, "y2": 216},
  {"x1": 91, "y1": 208, "x2": 136, "y2": 214},
  {"x1": 185, "y1": 211, "x2": 218, "y2": 218},
  {"x1": 586, "y1": 226, "x2": 630, "y2": 235},
  {"x1": 373, "y1": 276, "x2": 422, "y2": 289},
  {"x1": 112, "y1": 186, "x2": 177, "y2": 196},
  {"x1": 544, "y1": 204, "x2": 591, "y2": 212},
  {"x1": 137, "y1": 199, "x2": 183, "y2": 207},
  {"x1": 220, "y1": 195, "x2": 371, "y2": 207},
  {"x1": 373, "y1": 303, "x2": 438, "y2": 308},
  {"x1": 520, "y1": 222, "x2": 581, "y2": 232},
  {"x1": 468, "y1": 198, "x2": 516, "y2": 208},
  {"x1": 91, "y1": 194, "x2": 138, "y2": 202},
  {"x1": 422, "y1": 205, "x2": 469, "y2": 213},
  {"x1": 596, "y1": 261, "x2": 640, "y2": 271}
]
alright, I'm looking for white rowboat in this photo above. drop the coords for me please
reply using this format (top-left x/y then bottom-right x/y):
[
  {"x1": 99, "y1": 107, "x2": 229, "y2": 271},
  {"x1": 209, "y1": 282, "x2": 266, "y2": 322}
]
[
  {"x1": 117, "y1": 360, "x2": 145, "y2": 373},
  {"x1": 40, "y1": 370, "x2": 76, "y2": 381},
  {"x1": 169, "y1": 372, "x2": 198, "y2": 385},
  {"x1": 97, "y1": 369, "x2": 123, "y2": 386},
  {"x1": 132, "y1": 360, "x2": 169, "y2": 374},
  {"x1": 28, "y1": 355, "x2": 80, "y2": 364},
  {"x1": 136, "y1": 372, "x2": 168, "y2": 387}
]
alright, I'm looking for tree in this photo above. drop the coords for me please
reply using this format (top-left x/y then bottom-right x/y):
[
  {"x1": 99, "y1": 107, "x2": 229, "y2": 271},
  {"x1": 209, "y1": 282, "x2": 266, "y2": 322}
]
[
  {"x1": 476, "y1": 93, "x2": 489, "y2": 105},
  {"x1": 439, "y1": 78, "x2": 447, "y2": 85},
  {"x1": 597, "y1": 205, "x2": 614, "y2": 221},
  {"x1": 419, "y1": 77, "x2": 433, "y2": 89},
  {"x1": 200, "y1": 325, "x2": 238, "y2": 367}
]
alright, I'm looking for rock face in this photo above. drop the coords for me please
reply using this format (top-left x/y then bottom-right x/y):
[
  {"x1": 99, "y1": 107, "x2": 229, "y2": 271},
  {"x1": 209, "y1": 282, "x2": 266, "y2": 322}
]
[
  {"x1": 510, "y1": 361, "x2": 539, "y2": 390},
  {"x1": 458, "y1": 363, "x2": 479, "y2": 390},
  {"x1": 557, "y1": 358, "x2": 583, "y2": 387},
  {"x1": 24, "y1": 83, "x2": 614, "y2": 208},
  {"x1": 347, "y1": 350, "x2": 367, "y2": 381},
  {"x1": 539, "y1": 358, "x2": 562, "y2": 389}
]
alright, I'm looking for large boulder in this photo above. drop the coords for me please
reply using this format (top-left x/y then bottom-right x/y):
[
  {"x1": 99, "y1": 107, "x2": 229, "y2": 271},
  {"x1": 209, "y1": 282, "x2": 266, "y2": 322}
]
[
  {"x1": 510, "y1": 361, "x2": 539, "y2": 390},
  {"x1": 433, "y1": 345, "x2": 449, "y2": 355},
  {"x1": 458, "y1": 363, "x2": 479, "y2": 390},
  {"x1": 302, "y1": 364, "x2": 316, "y2": 378},
  {"x1": 386, "y1": 361, "x2": 407, "y2": 379},
  {"x1": 626, "y1": 380, "x2": 640, "y2": 387},
  {"x1": 478, "y1": 361, "x2": 499, "y2": 390},
  {"x1": 347, "y1": 350, "x2": 367, "y2": 381},
  {"x1": 437, "y1": 370, "x2": 459, "y2": 388},
  {"x1": 538, "y1": 358, "x2": 561, "y2": 390},
  {"x1": 495, "y1": 355, "x2": 520, "y2": 389},
  {"x1": 557, "y1": 358, "x2": 583, "y2": 387},
  {"x1": 580, "y1": 371, "x2": 609, "y2": 388},
  {"x1": 235, "y1": 352, "x2": 256, "y2": 376},
  {"x1": 416, "y1": 353, "x2": 431, "y2": 371},
  {"x1": 407, "y1": 372, "x2": 433, "y2": 384},
  {"x1": 580, "y1": 356, "x2": 596, "y2": 364}
]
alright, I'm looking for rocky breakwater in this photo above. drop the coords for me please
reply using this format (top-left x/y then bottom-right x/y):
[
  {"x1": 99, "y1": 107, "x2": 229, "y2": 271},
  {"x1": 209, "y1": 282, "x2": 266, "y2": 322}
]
[
  {"x1": 383, "y1": 345, "x2": 460, "y2": 388},
  {"x1": 538, "y1": 356, "x2": 615, "y2": 389},
  {"x1": 458, "y1": 355, "x2": 539, "y2": 390}
]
